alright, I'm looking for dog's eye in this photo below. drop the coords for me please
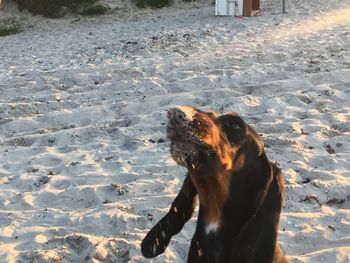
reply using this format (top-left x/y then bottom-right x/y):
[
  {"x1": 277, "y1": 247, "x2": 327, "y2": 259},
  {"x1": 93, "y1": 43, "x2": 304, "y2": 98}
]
[
  {"x1": 207, "y1": 148, "x2": 216, "y2": 157},
  {"x1": 228, "y1": 122, "x2": 241, "y2": 129}
]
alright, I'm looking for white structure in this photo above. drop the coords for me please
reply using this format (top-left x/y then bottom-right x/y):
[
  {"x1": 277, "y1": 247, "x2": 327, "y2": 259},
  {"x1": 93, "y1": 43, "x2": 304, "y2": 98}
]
[{"x1": 215, "y1": 0, "x2": 243, "y2": 17}]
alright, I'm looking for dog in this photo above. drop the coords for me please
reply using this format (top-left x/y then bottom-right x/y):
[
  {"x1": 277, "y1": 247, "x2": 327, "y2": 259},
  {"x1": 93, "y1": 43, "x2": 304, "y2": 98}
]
[{"x1": 141, "y1": 106, "x2": 290, "y2": 263}]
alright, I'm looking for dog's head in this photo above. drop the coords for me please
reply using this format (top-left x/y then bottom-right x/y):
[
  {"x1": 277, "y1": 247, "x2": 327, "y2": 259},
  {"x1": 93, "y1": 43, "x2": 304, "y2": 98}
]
[{"x1": 167, "y1": 106, "x2": 264, "y2": 177}]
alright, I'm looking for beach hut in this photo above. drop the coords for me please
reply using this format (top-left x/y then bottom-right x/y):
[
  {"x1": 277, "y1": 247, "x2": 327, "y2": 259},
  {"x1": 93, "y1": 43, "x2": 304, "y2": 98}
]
[{"x1": 215, "y1": 0, "x2": 260, "y2": 17}]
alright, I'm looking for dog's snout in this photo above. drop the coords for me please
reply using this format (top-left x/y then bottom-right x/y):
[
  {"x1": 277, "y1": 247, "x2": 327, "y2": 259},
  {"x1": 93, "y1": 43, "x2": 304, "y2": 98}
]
[
  {"x1": 167, "y1": 108, "x2": 186, "y2": 122},
  {"x1": 168, "y1": 106, "x2": 196, "y2": 123}
]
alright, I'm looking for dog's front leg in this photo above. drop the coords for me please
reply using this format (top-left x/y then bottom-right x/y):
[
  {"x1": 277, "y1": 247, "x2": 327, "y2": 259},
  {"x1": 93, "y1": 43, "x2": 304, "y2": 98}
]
[{"x1": 141, "y1": 175, "x2": 197, "y2": 258}]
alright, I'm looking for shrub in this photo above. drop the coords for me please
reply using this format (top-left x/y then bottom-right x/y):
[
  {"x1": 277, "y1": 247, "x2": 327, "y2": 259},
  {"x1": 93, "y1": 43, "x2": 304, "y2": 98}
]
[
  {"x1": 0, "y1": 19, "x2": 23, "y2": 37},
  {"x1": 80, "y1": 4, "x2": 109, "y2": 16},
  {"x1": 20, "y1": 0, "x2": 97, "y2": 18}
]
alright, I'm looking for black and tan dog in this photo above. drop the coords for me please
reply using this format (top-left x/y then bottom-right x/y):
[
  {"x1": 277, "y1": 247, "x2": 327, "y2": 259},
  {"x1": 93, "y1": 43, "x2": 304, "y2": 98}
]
[{"x1": 141, "y1": 106, "x2": 290, "y2": 263}]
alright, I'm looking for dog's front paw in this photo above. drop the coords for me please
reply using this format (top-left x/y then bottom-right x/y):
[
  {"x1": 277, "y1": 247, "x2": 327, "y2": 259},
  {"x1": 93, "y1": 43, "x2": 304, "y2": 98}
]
[{"x1": 141, "y1": 223, "x2": 171, "y2": 258}]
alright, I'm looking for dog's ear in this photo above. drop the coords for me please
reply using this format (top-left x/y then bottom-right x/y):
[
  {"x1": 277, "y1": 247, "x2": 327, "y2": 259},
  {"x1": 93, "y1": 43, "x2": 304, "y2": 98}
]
[
  {"x1": 219, "y1": 113, "x2": 264, "y2": 156},
  {"x1": 218, "y1": 112, "x2": 248, "y2": 145},
  {"x1": 246, "y1": 126, "x2": 265, "y2": 156}
]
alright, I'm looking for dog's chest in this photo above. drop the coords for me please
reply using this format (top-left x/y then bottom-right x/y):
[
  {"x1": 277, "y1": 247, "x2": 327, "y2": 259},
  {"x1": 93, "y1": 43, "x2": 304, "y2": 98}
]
[
  {"x1": 200, "y1": 227, "x2": 226, "y2": 263},
  {"x1": 205, "y1": 221, "x2": 219, "y2": 235}
]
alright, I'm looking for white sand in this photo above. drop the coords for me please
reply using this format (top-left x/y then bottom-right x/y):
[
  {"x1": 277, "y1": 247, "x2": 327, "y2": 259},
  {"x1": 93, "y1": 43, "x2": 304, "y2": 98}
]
[{"x1": 0, "y1": 0, "x2": 350, "y2": 262}]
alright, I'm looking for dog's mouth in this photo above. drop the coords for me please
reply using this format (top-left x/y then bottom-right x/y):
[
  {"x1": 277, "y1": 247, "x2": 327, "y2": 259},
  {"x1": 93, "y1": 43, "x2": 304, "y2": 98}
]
[{"x1": 166, "y1": 106, "x2": 216, "y2": 170}]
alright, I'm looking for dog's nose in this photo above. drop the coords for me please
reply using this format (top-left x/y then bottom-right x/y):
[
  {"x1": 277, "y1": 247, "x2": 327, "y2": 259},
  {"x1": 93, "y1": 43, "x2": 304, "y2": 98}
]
[
  {"x1": 167, "y1": 108, "x2": 178, "y2": 120},
  {"x1": 167, "y1": 108, "x2": 185, "y2": 122},
  {"x1": 167, "y1": 106, "x2": 196, "y2": 122}
]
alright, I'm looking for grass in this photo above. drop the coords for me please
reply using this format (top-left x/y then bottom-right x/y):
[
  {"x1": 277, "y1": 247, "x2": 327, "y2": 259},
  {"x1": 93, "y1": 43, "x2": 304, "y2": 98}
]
[{"x1": 0, "y1": 19, "x2": 23, "y2": 37}]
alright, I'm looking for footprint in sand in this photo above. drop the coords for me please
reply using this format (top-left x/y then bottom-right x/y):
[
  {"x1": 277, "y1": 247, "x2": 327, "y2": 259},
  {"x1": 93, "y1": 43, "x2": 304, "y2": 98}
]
[
  {"x1": 29, "y1": 154, "x2": 63, "y2": 167},
  {"x1": 6, "y1": 136, "x2": 36, "y2": 147},
  {"x1": 21, "y1": 234, "x2": 96, "y2": 262},
  {"x1": 108, "y1": 239, "x2": 131, "y2": 263}
]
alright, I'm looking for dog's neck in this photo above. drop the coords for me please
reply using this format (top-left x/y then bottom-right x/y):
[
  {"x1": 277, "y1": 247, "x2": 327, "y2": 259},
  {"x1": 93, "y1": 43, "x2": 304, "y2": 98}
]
[{"x1": 189, "y1": 170, "x2": 231, "y2": 234}]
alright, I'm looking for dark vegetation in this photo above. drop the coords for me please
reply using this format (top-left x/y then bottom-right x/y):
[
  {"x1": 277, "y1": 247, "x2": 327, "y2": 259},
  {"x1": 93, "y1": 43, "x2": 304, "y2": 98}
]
[
  {"x1": 80, "y1": 4, "x2": 110, "y2": 16},
  {"x1": 133, "y1": 0, "x2": 174, "y2": 9},
  {"x1": 17, "y1": 0, "x2": 196, "y2": 18},
  {"x1": 0, "y1": 19, "x2": 23, "y2": 37},
  {"x1": 19, "y1": 0, "x2": 109, "y2": 18}
]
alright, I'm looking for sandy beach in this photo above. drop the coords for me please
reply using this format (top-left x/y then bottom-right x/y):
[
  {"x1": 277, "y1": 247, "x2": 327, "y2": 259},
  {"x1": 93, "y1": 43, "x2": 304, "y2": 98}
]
[{"x1": 0, "y1": 0, "x2": 350, "y2": 262}]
